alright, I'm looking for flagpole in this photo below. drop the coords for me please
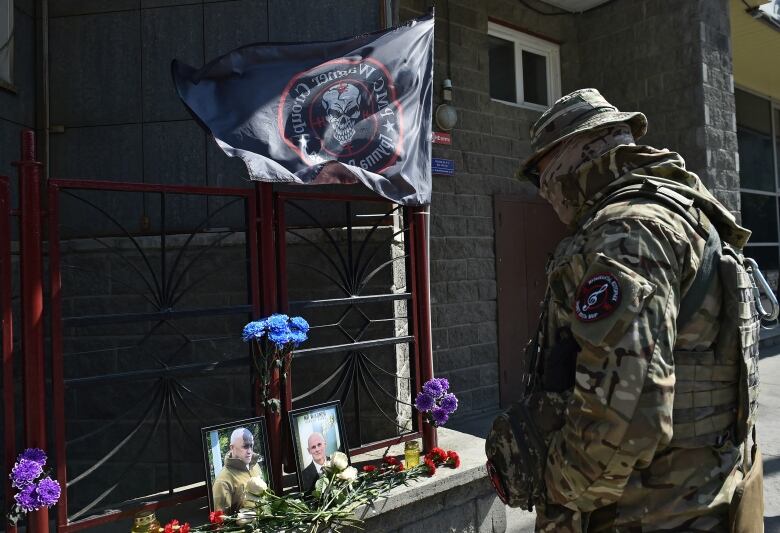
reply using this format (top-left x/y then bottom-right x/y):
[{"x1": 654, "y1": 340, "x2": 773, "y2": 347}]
[{"x1": 413, "y1": 205, "x2": 437, "y2": 450}]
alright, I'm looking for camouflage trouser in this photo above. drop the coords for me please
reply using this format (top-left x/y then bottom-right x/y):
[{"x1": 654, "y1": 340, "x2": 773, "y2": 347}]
[{"x1": 535, "y1": 502, "x2": 586, "y2": 532}]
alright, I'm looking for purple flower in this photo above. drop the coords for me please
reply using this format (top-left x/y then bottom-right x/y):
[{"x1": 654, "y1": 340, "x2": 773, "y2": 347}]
[
  {"x1": 36, "y1": 476, "x2": 61, "y2": 507},
  {"x1": 414, "y1": 391, "x2": 436, "y2": 412},
  {"x1": 422, "y1": 379, "x2": 444, "y2": 398},
  {"x1": 14, "y1": 484, "x2": 39, "y2": 512},
  {"x1": 242, "y1": 320, "x2": 267, "y2": 342},
  {"x1": 431, "y1": 407, "x2": 450, "y2": 427},
  {"x1": 434, "y1": 377, "x2": 450, "y2": 392},
  {"x1": 19, "y1": 448, "x2": 47, "y2": 466},
  {"x1": 440, "y1": 393, "x2": 458, "y2": 414},
  {"x1": 10, "y1": 459, "x2": 42, "y2": 489}
]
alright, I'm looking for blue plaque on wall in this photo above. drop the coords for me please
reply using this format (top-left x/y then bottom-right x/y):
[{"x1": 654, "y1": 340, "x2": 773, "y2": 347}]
[{"x1": 432, "y1": 158, "x2": 455, "y2": 176}]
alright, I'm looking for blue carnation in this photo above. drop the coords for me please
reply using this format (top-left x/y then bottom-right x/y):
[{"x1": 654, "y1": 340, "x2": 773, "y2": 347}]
[
  {"x1": 422, "y1": 379, "x2": 444, "y2": 398},
  {"x1": 266, "y1": 314, "x2": 290, "y2": 333},
  {"x1": 431, "y1": 406, "x2": 450, "y2": 426},
  {"x1": 290, "y1": 330, "x2": 308, "y2": 347},
  {"x1": 414, "y1": 391, "x2": 435, "y2": 412},
  {"x1": 268, "y1": 328, "x2": 293, "y2": 346},
  {"x1": 440, "y1": 393, "x2": 458, "y2": 414},
  {"x1": 290, "y1": 316, "x2": 310, "y2": 334},
  {"x1": 242, "y1": 320, "x2": 267, "y2": 342}
]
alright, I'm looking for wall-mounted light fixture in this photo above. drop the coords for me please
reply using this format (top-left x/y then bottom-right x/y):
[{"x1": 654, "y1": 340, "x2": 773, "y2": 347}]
[{"x1": 435, "y1": 79, "x2": 458, "y2": 131}]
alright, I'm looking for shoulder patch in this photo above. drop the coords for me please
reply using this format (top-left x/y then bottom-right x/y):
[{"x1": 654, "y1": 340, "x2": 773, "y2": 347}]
[{"x1": 574, "y1": 272, "x2": 621, "y2": 322}]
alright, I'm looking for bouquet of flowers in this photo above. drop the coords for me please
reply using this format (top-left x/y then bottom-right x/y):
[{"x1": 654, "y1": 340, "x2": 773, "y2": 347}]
[
  {"x1": 242, "y1": 314, "x2": 310, "y2": 412},
  {"x1": 414, "y1": 377, "x2": 458, "y2": 427},
  {"x1": 171, "y1": 447, "x2": 459, "y2": 533},
  {"x1": 6, "y1": 448, "x2": 61, "y2": 525}
]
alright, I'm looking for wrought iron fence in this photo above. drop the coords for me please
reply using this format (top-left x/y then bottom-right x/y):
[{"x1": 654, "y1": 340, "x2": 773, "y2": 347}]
[
  {"x1": 48, "y1": 181, "x2": 260, "y2": 529},
  {"x1": 0, "y1": 132, "x2": 434, "y2": 532},
  {"x1": 277, "y1": 194, "x2": 421, "y2": 453}
]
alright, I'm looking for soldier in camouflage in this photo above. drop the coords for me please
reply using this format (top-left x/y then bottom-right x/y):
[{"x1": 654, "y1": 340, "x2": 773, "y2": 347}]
[{"x1": 512, "y1": 89, "x2": 751, "y2": 531}]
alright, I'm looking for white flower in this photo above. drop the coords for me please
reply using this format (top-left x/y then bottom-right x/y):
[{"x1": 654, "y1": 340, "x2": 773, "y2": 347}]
[
  {"x1": 336, "y1": 466, "x2": 358, "y2": 482},
  {"x1": 236, "y1": 509, "x2": 257, "y2": 526},
  {"x1": 331, "y1": 451, "x2": 349, "y2": 472}
]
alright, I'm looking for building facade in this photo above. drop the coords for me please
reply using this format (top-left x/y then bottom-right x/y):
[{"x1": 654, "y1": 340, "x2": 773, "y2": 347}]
[{"x1": 1, "y1": 0, "x2": 776, "y2": 529}]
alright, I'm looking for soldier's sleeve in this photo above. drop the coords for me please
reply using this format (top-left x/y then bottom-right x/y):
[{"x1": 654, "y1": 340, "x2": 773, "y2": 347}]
[
  {"x1": 543, "y1": 216, "x2": 691, "y2": 512},
  {"x1": 212, "y1": 478, "x2": 233, "y2": 512}
]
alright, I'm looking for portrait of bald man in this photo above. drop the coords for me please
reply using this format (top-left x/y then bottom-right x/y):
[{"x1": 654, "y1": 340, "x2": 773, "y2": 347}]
[
  {"x1": 300, "y1": 432, "x2": 329, "y2": 493},
  {"x1": 212, "y1": 427, "x2": 264, "y2": 513}
]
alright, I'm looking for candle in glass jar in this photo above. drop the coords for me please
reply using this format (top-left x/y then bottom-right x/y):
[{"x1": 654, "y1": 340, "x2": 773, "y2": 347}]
[
  {"x1": 404, "y1": 440, "x2": 420, "y2": 468},
  {"x1": 131, "y1": 510, "x2": 161, "y2": 533}
]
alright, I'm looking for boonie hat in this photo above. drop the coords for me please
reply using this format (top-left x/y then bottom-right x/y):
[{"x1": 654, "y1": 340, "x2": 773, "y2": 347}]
[{"x1": 519, "y1": 88, "x2": 647, "y2": 185}]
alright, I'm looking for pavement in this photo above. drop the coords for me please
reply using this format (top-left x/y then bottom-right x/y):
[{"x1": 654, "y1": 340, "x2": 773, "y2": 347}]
[{"x1": 452, "y1": 341, "x2": 780, "y2": 532}]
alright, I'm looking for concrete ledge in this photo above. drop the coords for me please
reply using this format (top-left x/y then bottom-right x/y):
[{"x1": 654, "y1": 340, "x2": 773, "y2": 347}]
[{"x1": 349, "y1": 428, "x2": 507, "y2": 533}]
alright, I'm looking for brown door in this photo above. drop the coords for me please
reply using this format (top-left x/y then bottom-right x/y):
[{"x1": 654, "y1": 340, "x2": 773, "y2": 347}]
[{"x1": 494, "y1": 194, "x2": 569, "y2": 407}]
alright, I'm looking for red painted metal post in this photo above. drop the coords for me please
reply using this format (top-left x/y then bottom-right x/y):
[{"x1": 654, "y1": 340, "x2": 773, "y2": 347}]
[
  {"x1": 15, "y1": 130, "x2": 49, "y2": 532},
  {"x1": 0, "y1": 176, "x2": 17, "y2": 533},
  {"x1": 256, "y1": 182, "x2": 283, "y2": 492},
  {"x1": 273, "y1": 196, "x2": 296, "y2": 471},
  {"x1": 412, "y1": 205, "x2": 437, "y2": 450}
]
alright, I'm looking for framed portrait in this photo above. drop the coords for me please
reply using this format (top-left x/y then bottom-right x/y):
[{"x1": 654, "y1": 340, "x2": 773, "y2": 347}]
[
  {"x1": 201, "y1": 416, "x2": 272, "y2": 512},
  {"x1": 289, "y1": 401, "x2": 349, "y2": 493}
]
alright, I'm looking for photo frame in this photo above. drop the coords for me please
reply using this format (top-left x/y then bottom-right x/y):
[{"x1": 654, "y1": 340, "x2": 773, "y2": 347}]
[
  {"x1": 288, "y1": 401, "x2": 350, "y2": 493},
  {"x1": 201, "y1": 416, "x2": 272, "y2": 512}
]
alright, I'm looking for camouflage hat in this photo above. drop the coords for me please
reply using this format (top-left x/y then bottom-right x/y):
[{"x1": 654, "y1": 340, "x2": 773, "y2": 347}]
[{"x1": 518, "y1": 88, "x2": 647, "y2": 185}]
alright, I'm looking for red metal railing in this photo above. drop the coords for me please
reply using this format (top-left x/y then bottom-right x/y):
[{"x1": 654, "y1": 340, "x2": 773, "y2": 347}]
[
  {"x1": 274, "y1": 191, "x2": 435, "y2": 455},
  {"x1": 8, "y1": 129, "x2": 436, "y2": 530},
  {"x1": 47, "y1": 178, "x2": 259, "y2": 531},
  {"x1": 15, "y1": 131, "x2": 50, "y2": 533}
]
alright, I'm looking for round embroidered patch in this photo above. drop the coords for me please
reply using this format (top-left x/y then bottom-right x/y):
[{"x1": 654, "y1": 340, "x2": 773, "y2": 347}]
[{"x1": 574, "y1": 272, "x2": 621, "y2": 322}]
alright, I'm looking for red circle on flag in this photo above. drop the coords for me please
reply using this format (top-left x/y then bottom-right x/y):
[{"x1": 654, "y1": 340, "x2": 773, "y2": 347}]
[{"x1": 278, "y1": 57, "x2": 404, "y2": 173}]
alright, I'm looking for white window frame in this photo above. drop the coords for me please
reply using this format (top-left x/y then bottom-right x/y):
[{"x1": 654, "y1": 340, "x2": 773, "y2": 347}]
[
  {"x1": 0, "y1": 0, "x2": 13, "y2": 90},
  {"x1": 487, "y1": 21, "x2": 560, "y2": 111}
]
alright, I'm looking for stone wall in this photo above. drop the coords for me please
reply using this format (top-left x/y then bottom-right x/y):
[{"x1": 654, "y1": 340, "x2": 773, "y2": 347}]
[
  {"x1": 44, "y1": 0, "x2": 382, "y2": 231},
  {"x1": 0, "y1": 0, "x2": 34, "y2": 203},
  {"x1": 399, "y1": 0, "x2": 577, "y2": 421},
  {"x1": 356, "y1": 428, "x2": 507, "y2": 533},
  {"x1": 572, "y1": 0, "x2": 740, "y2": 216},
  {"x1": 398, "y1": 0, "x2": 740, "y2": 423}
]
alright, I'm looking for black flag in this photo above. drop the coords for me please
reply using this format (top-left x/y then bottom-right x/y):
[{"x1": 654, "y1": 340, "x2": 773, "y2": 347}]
[{"x1": 172, "y1": 14, "x2": 434, "y2": 205}]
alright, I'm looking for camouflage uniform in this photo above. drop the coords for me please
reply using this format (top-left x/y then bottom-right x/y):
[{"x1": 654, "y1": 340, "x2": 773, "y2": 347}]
[
  {"x1": 531, "y1": 143, "x2": 750, "y2": 532},
  {"x1": 212, "y1": 452, "x2": 264, "y2": 514}
]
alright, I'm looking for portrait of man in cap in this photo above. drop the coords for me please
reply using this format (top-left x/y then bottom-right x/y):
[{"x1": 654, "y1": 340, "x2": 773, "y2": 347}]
[
  {"x1": 202, "y1": 420, "x2": 271, "y2": 515},
  {"x1": 489, "y1": 88, "x2": 762, "y2": 531}
]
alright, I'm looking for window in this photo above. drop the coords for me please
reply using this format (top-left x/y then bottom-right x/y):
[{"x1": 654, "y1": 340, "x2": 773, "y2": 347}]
[
  {"x1": 736, "y1": 88, "x2": 780, "y2": 276},
  {"x1": 0, "y1": 0, "x2": 12, "y2": 88},
  {"x1": 487, "y1": 22, "x2": 560, "y2": 110}
]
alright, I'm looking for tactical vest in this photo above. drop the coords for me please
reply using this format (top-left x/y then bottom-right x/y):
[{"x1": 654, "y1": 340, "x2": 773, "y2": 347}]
[
  {"x1": 485, "y1": 180, "x2": 770, "y2": 511},
  {"x1": 589, "y1": 182, "x2": 761, "y2": 448}
]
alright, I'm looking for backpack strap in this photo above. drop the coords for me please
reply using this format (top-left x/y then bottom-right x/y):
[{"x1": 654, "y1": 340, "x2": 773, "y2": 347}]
[
  {"x1": 583, "y1": 182, "x2": 721, "y2": 328},
  {"x1": 678, "y1": 224, "x2": 720, "y2": 327}
]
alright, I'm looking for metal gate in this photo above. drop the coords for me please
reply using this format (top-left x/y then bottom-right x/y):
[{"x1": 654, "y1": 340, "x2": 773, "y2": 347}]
[{"x1": 1, "y1": 131, "x2": 435, "y2": 532}]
